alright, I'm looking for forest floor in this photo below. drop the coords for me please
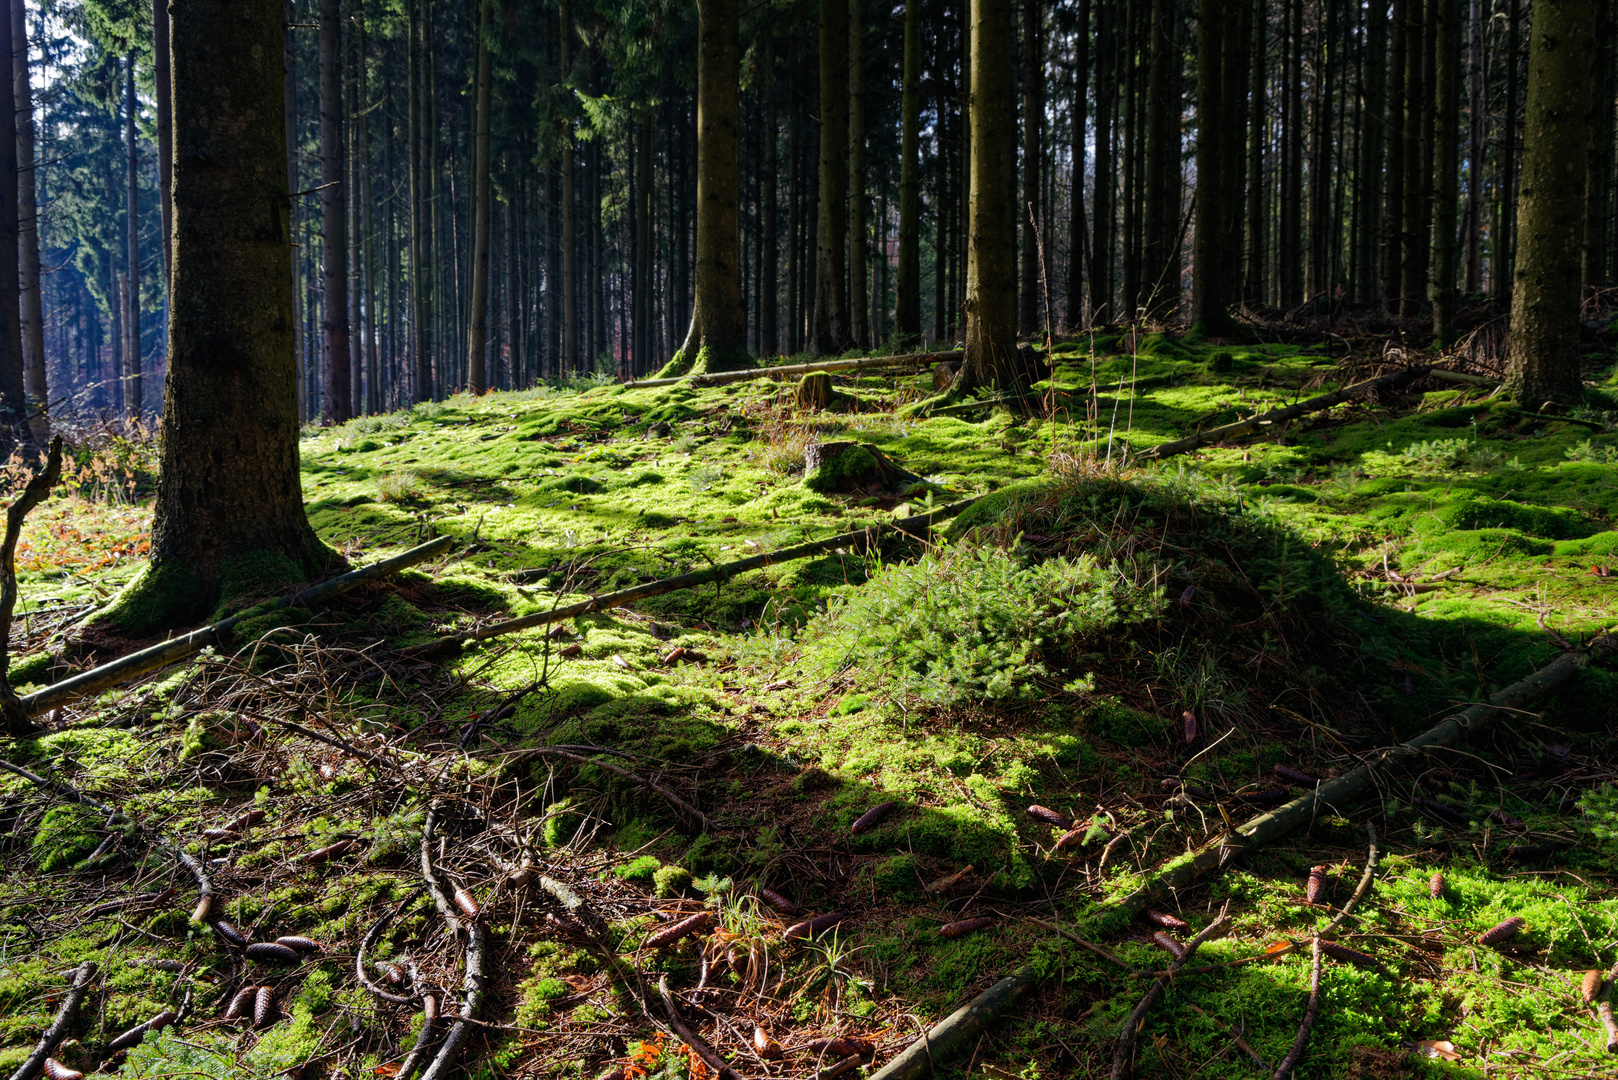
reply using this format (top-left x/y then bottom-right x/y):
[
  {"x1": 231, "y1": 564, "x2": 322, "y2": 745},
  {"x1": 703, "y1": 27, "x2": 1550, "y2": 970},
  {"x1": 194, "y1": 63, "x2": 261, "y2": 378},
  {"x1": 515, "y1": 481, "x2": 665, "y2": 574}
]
[{"x1": 4, "y1": 325, "x2": 1618, "y2": 1080}]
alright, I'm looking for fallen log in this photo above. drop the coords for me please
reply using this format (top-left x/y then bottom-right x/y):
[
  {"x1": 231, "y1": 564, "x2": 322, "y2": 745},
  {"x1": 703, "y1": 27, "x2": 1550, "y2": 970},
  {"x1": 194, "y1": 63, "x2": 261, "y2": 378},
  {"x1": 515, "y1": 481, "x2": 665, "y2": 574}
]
[
  {"x1": 1142, "y1": 366, "x2": 1432, "y2": 460},
  {"x1": 19, "y1": 534, "x2": 452, "y2": 718},
  {"x1": 407, "y1": 497, "x2": 978, "y2": 659},
  {"x1": 8, "y1": 960, "x2": 96, "y2": 1080},
  {"x1": 625, "y1": 350, "x2": 962, "y2": 390},
  {"x1": 866, "y1": 631, "x2": 1616, "y2": 1077}
]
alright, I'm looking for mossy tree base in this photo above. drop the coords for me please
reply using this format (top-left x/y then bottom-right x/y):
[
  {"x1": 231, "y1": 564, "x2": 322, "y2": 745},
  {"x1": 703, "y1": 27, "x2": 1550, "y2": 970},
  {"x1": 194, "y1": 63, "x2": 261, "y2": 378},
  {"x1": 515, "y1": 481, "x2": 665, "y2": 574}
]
[
  {"x1": 86, "y1": 546, "x2": 338, "y2": 638},
  {"x1": 793, "y1": 373, "x2": 850, "y2": 412},
  {"x1": 650, "y1": 345, "x2": 755, "y2": 382}
]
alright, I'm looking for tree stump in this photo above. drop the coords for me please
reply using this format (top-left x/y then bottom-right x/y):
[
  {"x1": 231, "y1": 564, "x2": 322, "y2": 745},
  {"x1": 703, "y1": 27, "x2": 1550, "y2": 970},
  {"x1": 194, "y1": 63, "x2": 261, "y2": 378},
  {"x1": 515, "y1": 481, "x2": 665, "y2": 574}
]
[
  {"x1": 933, "y1": 362, "x2": 961, "y2": 391},
  {"x1": 795, "y1": 372, "x2": 840, "y2": 411},
  {"x1": 803, "y1": 442, "x2": 924, "y2": 493}
]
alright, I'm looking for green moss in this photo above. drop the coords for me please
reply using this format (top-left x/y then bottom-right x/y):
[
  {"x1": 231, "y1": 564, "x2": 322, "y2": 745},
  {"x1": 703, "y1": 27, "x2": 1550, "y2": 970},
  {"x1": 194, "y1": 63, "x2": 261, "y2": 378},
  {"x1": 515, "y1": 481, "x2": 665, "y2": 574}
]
[
  {"x1": 802, "y1": 445, "x2": 877, "y2": 493},
  {"x1": 87, "y1": 560, "x2": 208, "y2": 634},
  {"x1": 32, "y1": 805, "x2": 99, "y2": 871},
  {"x1": 653, "y1": 865, "x2": 693, "y2": 898},
  {"x1": 613, "y1": 855, "x2": 660, "y2": 885}
]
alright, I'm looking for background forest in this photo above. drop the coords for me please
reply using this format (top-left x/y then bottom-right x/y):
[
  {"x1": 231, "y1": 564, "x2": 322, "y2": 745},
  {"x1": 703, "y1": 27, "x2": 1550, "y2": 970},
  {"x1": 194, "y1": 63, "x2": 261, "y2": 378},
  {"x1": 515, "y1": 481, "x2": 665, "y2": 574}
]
[{"x1": 21, "y1": 0, "x2": 1617, "y2": 422}]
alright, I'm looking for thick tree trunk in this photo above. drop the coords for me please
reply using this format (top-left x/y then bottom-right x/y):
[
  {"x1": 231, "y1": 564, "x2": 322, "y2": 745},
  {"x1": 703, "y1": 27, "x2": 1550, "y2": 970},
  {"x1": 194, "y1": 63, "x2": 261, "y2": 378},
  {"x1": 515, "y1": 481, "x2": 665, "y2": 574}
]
[
  {"x1": 1465, "y1": 0, "x2": 1483, "y2": 293},
  {"x1": 668, "y1": 0, "x2": 747, "y2": 374},
  {"x1": 124, "y1": 55, "x2": 142, "y2": 421},
  {"x1": 285, "y1": 3, "x2": 304, "y2": 421},
  {"x1": 113, "y1": 0, "x2": 333, "y2": 633},
  {"x1": 1019, "y1": 0, "x2": 1043, "y2": 335},
  {"x1": 466, "y1": 0, "x2": 491, "y2": 394},
  {"x1": 1432, "y1": 0, "x2": 1459, "y2": 345},
  {"x1": 1140, "y1": 0, "x2": 1172, "y2": 317},
  {"x1": 961, "y1": 0, "x2": 1017, "y2": 389},
  {"x1": 12, "y1": 0, "x2": 44, "y2": 436},
  {"x1": 0, "y1": 0, "x2": 20, "y2": 427},
  {"x1": 151, "y1": 0, "x2": 173, "y2": 290},
  {"x1": 1356, "y1": 0, "x2": 1386, "y2": 304},
  {"x1": 813, "y1": 0, "x2": 850, "y2": 355},
  {"x1": 559, "y1": 1, "x2": 577, "y2": 375},
  {"x1": 358, "y1": 12, "x2": 378, "y2": 413},
  {"x1": 319, "y1": 0, "x2": 350, "y2": 422},
  {"x1": 760, "y1": 59, "x2": 779, "y2": 356},
  {"x1": 1382, "y1": 0, "x2": 1407, "y2": 309},
  {"x1": 1502, "y1": 0, "x2": 1597, "y2": 405},
  {"x1": 848, "y1": 0, "x2": 868, "y2": 350},
  {"x1": 408, "y1": 0, "x2": 432, "y2": 401},
  {"x1": 1242, "y1": 1, "x2": 1264, "y2": 303}
]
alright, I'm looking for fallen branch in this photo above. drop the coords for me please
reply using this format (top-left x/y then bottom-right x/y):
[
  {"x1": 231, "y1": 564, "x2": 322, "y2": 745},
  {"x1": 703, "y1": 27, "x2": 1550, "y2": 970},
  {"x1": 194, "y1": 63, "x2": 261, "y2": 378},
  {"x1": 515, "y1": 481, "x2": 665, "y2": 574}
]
[
  {"x1": 356, "y1": 890, "x2": 425, "y2": 1006},
  {"x1": 0, "y1": 757, "x2": 214, "y2": 920},
  {"x1": 1108, "y1": 632, "x2": 1616, "y2": 923},
  {"x1": 396, "y1": 993, "x2": 440, "y2": 1080},
  {"x1": 417, "y1": 805, "x2": 488, "y2": 1080},
  {"x1": 1023, "y1": 917, "x2": 1138, "y2": 972},
  {"x1": 516, "y1": 745, "x2": 718, "y2": 833},
  {"x1": 1142, "y1": 366, "x2": 1432, "y2": 460},
  {"x1": 1111, "y1": 909, "x2": 1230, "y2": 1080},
  {"x1": 8, "y1": 959, "x2": 96, "y2": 1080},
  {"x1": 1271, "y1": 938, "x2": 1324, "y2": 1080},
  {"x1": 1, "y1": 437, "x2": 63, "y2": 737},
  {"x1": 870, "y1": 633, "x2": 1617, "y2": 1076},
  {"x1": 658, "y1": 974, "x2": 743, "y2": 1080},
  {"x1": 23, "y1": 534, "x2": 453, "y2": 717},
  {"x1": 407, "y1": 498, "x2": 977, "y2": 659},
  {"x1": 1321, "y1": 823, "x2": 1379, "y2": 938},
  {"x1": 626, "y1": 350, "x2": 962, "y2": 389}
]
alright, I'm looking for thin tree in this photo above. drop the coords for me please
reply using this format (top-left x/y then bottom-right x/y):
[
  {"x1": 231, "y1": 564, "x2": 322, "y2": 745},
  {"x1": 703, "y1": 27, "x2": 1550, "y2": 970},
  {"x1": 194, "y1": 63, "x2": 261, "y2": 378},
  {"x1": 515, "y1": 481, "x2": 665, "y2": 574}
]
[
  {"x1": 659, "y1": 0, "x2": 748, "y2": 375},
  {"x1": 1018, "y1": 0, "x2": 1042, "y2": 335},
  {"x1": 813, "y1": 0, "x2": 850, "y2": 354},
  {"x1": 151, "y1": 0, "x2": 173, "y2": 287},
  {"x1": 1191, "y1": 0, "x2": 1232, "y2": 332},
  {"x1": 97, "y1": 0, "x2": 334, "y2": 633},
  {"x1": 1502, "y1": 0, "x2": 1597, "y2": 405},
  {"x1": 848, "y1": 0, "x2": 868, "y2": 349},
  {"x1": 12, "y1": 0, "x2": 45, "y2": 436},
  {"x1": 467, "y1": 0, "x2": 492, "y2": 394},
  {"x1": 124, "y1": 53, "x2": 141, "y2": 419},
  {"x1": 1063, "y1": 0, "x2": 1088, "y2": 330},
  {"x1": 0, "y1": 0, "x2": 20, "y2": 428},
  {"x1": 1431, "y1": 0, "x2": 1459, "y2": 344},
  {"x1": 894, "y1": 0, "x2": 922, "y2": 344},
  {"x1": 319, "y1": 0, "x2": 351, "y2": 421}
]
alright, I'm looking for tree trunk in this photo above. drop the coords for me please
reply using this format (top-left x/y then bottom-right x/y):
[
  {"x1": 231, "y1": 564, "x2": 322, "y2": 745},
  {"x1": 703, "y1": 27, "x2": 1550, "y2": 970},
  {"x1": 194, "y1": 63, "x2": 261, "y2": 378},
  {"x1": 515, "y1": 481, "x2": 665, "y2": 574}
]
[
  {"x1": 1065, "y1": 0, "x2": 1088, "y2": 330},
  {"x1": 125, "y1": 54, "x2": 142, "y2": 421},
  {"x1": 961, "y1": 0, "x2": 1017, "y2": 389},
  {"x1": 814, "y1": 0, "x2": 850, "y2": 355},
  {"x1": 284, "y1": 6, "x2": 304, "y2": 420},
  {"x1": 466, "y1": 0, "x2": 491, "y2": 394},
  {"x1": 664, "y1": 0, "x2": 747, "y2": 375},
  {"x1": 1502, "y1": 0, "x2": 1597, "y2": 405},
  {"x1": 109, "y1": 0, "x2": 333, "y2": 634},
  {"x1": 358, "y1": 11, "x2": 378, "y2": 413},
  {"x1": 0, "y1": 0, "x2": 19, "y2": 428},
  {"x1": 1090, "y1": 0, "x2": 1115, "y2": 321},
  {"x1": 1382, "y1": 0, "x2": 1407, "y2": 309},
  {"x1": 1356, "y1": 0, "x2": 1386, "y2": 304},
  {"x1": 12, "y1": 0, "x2": 44, "y2": 436},
  {"x1": 848, "y1": 0, "x2": 868, "y2": 350},
  {"x1": 559, "y1": 1, "x2": 577, "y2": 375},
  {"x1": 318, "y1": 0, "x2": 350, "y2": 422},
  {"x1": 1191, "y1": 0, "x2": 1228, "y2": 331},
  {"x1": 151, "y1": 0, "x2": 173, "y2": 291},
  {"x1": 1019, "y1": 0, "x2": 1043, "y2": 335},
  {"x1": 895, "y1": 0, "x2": 921, "y2": 343},
  {"x1": 1243, "y1": 0, "x2": 1265, "y2": 303},
  {"x1": 760, "y1": 58, "x2": 779, "y2": 356},
  {"x1": 1432, "y1": 0, "x2": 1459, "y2": 344},
  {"x1": 1495, "y1": 0, "x2": 1521, "y2": 306},
  {"x1": 1140, "y1": 0, "x2": 1172, "y2": 317},
  {"x1": 1465, "y1": 0, "x2": 1483, "y2": 293},
  {"x1": 408, "y1": 0, "x2": 432, "y2": 401}
]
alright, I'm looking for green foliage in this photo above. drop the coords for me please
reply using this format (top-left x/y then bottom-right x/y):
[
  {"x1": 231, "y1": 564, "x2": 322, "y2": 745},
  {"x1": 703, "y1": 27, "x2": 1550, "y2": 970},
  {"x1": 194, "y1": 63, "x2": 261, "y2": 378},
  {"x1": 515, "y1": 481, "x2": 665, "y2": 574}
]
[
  {"x1": 613, "y1": 855, "x2": 661, "y2": 885},
  {"x1": 795, "y1": 542, "x2": 1162, "y2": 708}
]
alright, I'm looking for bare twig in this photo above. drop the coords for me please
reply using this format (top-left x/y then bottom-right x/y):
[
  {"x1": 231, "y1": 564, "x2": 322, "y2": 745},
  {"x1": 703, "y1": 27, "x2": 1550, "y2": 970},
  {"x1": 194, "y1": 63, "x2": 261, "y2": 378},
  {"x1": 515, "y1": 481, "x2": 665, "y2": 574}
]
[
  {"x1": 515, "y1": 745, "x2": 719, "y2": 833},
  {"x1": 1185, "y1": 1003, "x2": 1269, "y2": 1071},
  {"x1": 356, "y1": 889, "x2": 424, "y2": 1006},
  {"x1": 1322, "y1": 822, "x2": 1380, "y2": 938},
  {"x1": 8, "y1": 959, "x2": 95, "y2": 1080},
  {"x1": 417, "y1": 805, "x2": 488, "y2": 1080},
  {"x1": 1111, "y1": 907, "x2": 1230, "y2": 1079},
  {"x1": 1024, "y1": 917, "x2": 1138, "y2": 972},
  {"x1": 658, "y1": 974, "x2": 744, "y2": 1080},
  {"x1": 1271, "y1": 938, "x2": 1324, "y2": 1080}
]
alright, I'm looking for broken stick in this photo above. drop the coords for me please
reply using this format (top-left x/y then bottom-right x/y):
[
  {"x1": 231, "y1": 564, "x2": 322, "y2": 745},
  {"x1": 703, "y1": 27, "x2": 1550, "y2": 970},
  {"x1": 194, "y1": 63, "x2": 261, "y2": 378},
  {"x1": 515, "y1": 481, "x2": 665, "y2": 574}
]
[
  {"x1": 1111, "y1": 909, "x2": 1230, "y2": 1080},
  {"x1": 1271, "y1": 938, "x2": 1324, "y2": 1080},
  {"x1": 8, "y1": 959, "x2": 96, "y2": 1080}
]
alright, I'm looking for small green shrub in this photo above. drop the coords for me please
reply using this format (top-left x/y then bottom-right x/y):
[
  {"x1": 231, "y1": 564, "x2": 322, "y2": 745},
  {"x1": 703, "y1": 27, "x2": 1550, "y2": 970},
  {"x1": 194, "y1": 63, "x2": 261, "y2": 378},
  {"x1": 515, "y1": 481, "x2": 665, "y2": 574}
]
[
  {"x1": 1565, "y1": 437, "x2": 1618, "y2": 464},
  {"x1": 795, "y1": 542, "x2": 1163, "y2": 708}
]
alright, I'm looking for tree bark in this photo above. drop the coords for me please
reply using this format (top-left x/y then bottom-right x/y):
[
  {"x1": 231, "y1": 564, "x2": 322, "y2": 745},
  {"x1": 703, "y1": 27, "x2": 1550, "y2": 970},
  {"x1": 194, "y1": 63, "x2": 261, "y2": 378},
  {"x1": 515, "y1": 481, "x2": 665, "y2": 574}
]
[
  {"x1": 1019, "y1": 0, "x2": 1043, "y2": 335},
  {"x1": 559, "y1": 0, "x2": 577, "y2": 375},
  {"x1": 760, "y1": 47, "x2": 779, "y2": 356},
  {"x1": 894, "y1": 0, "x2": 922, "y2": 343},
  {"x1": 152, "y1": 0, "x2": 173, "y2": 291},
  {"x1": 1065, "y1": 0, "x2": 1088, "y2": 330},
  {"x1": 1090, "y1": 0, "x2": 1115, "y2": 321},
  {"x1": 125, "y1": 54, "x2": 142, "y2": 421},
  {"x1": 848, "y1": 0, "x2": 868, "y2": 350},
  {"x1": 111, "y1": 0, "x2": 334, "y2": 633},
  {"x1": 1243, "y1": 0, "x2": 1265, "y2": 303},
  {"x1": 466, "y1": 0, "x2": 491, "y2": 394},
  {"x1": 1502, "y1": 0, "x2": 1597, "y2": 405},
  {"x1": 319, "y1": 0, "x2": 350, "y2": 422},
  {"x1": 1141, "y1": 0, "x2": 1173, "y2": 317},
  {"x1": 12, "y1": 0, "x2": 44, "y2": 437},
  {"x1": 814, "y1": 0, "x2": 850, "y2": 355},
  {"x1": 1191, "y1": 0, "x2": 1229, "y2": 331},
  {"x1": 1495, "y1": 0, "x2": 1521, "y2": 305},
  {"x1": 665, "y1": 0, "x2": 747, "y2": 374},
  {"x1": 1432, "y1": 0, "x2": 1460, "y2": 345},
  {"x1": 1464, "y1": 0, "x2": 1483, "y2": 293},
  {"x1": 961, "y1": 0, "x2": 1017, "y2": 389},
  {"x1": 1382, "y1": 0, "x2": 1407, "y2": 309}
]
